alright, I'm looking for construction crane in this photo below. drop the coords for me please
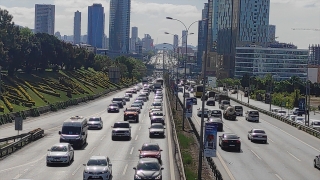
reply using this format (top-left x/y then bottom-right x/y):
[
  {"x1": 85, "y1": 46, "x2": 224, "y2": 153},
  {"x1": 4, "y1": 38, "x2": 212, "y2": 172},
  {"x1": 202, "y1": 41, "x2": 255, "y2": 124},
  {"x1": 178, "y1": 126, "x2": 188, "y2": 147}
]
[{"x1": 292, "y1": 28, "x2": 320, "y2": 31}]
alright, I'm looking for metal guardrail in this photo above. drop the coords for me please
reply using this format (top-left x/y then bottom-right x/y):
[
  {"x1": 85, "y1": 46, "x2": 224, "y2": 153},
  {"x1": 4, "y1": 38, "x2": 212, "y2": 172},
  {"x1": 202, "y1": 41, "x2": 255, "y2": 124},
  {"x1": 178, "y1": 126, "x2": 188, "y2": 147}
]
[
  {"x1": 0, "y1": 128, "x2": 44, "y2": 159},
  {"x1": 174, "y1": 88, "x2": 223, "y2": 180},
  {"x1": 165, "y1": 85, "x2": 186, "y2": 180},
  {"x1": 226, "y1": 95, "x2": 320, "y2": 139}
]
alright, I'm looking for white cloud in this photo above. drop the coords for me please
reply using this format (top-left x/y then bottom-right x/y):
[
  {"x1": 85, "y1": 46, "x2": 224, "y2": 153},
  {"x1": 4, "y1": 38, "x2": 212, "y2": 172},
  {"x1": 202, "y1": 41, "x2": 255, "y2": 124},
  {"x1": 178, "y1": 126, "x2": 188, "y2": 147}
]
[{"x1": 0, "y1": 5, "x2": 34, "y2": 27}]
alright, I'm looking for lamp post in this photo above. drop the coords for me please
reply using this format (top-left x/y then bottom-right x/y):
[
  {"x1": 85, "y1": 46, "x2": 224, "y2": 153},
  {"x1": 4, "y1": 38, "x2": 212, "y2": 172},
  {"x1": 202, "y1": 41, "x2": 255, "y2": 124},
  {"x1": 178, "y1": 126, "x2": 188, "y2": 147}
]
[
  {"x1": 166, "y1": 16, "x2": 205, "y2": 131},
  {"x1": 162, "y1": 47, "x2": 166, "y2": 75},
  {"x1": 270, "y1": 75, "x2": 278, "y2": 111}
]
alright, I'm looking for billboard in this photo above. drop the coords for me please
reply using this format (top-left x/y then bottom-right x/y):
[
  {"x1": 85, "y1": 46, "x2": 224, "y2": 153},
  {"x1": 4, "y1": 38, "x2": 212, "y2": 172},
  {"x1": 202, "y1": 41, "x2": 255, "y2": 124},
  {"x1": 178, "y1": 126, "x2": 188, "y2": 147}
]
[
  {"x1": 185, "y1": 98, "x2": 193, "y2": 118},
  {"x1": 204, "y1": 122, "x2": 217, "y2": 157},
  {"x1": 298, "y1": 98, "x2": 306, "y2": 110},
  {"x1": 208, "y1": 76, "x2": 217, "y2": 88}
]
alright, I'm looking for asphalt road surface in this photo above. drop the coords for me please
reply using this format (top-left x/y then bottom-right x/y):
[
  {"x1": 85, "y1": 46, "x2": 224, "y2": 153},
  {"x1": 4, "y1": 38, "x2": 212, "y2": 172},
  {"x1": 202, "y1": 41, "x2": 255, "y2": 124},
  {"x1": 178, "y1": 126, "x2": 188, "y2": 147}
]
[
  {"x1": 178, "y1": 91, "x2": 320, "y2": 180},
  {"x1": 0, "y1": 86, "x2": 178, "y2": 180}
]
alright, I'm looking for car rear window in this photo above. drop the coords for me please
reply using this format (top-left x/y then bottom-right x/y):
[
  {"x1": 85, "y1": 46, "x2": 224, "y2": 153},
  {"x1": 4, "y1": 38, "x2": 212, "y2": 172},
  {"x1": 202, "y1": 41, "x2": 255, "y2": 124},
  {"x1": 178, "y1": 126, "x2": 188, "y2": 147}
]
[
  {"x1": 212, "y1": 110, "x2": 221, "y2": 114},
  {"x1": 253, "y1": 130, "x2": 265, "y2": 134},
  {"x1": 249, "y1": 111, "x2": 259, "y2": 115},
  {"x1": 113, "y1": 123, "x2": 129, "y2": 128},
  {"x1": 225, "y1": 134, "x2": 238, "y2": 139},
  {"x1": 153, "y1": 112, "x2": 163, "y2": 116},
  {"x1": 222, "y1": 101, "x2": 230, "y2": 105},
  {"x1": 110, "y1": 104, "x2": 118, "y2": 106},
  {"x1": 113, "y1": 98, "x2": 123, "y2": 101},
  {"x1": 89, "y1": 118, "x2": 100, "y2": 121},
  {"x1": 235, "y1": 106, "x2": 242, "y2": 110}
]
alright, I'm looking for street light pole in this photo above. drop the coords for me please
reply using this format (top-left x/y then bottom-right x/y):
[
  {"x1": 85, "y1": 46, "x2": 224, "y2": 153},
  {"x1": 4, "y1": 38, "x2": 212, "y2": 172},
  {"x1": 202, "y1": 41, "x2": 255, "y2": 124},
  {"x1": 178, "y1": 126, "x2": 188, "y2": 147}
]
[
  {"x1": 166, "y1": 17, "x2": 203, "y2": 131},
  {"x1": 162, "y1": 47, "x2": 166, "y2": 75},
  {"x1": 197, "y1": 17, "x2": 208, "y2": 180}
]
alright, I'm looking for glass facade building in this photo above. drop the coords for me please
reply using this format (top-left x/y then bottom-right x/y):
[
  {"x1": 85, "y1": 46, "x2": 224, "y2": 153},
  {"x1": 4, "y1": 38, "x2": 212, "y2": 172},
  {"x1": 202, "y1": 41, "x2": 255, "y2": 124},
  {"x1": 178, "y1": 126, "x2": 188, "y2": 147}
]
[
  {"x1": 109, "y1": 0, "x2": 131, "y2": 54},
  {"x1": 87, "y1": 4, "x2": 104, "y2": 48},
  {"x1": 235, "y1": 47, "x2": 308, "y2": 80}
]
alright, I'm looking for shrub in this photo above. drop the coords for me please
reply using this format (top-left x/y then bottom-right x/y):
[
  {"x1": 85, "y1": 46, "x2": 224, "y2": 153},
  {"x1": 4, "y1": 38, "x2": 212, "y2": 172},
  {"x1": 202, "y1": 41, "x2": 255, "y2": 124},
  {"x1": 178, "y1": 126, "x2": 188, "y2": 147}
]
[
  {"x1": 24, "y1": 81, "x2": 46, "y2": 102},
  {"x1": 17, "y1": 85, "x2": 33, "y2": 102},
  {"x1": 35, "y1": 87, "x2": 60, "y2": 97},
  {"x1": 2, "y1": 96, "x2": 13, "y2": 112},
  {"x1": 0, "y1": 106, "x2": 4, "y2": 112}
]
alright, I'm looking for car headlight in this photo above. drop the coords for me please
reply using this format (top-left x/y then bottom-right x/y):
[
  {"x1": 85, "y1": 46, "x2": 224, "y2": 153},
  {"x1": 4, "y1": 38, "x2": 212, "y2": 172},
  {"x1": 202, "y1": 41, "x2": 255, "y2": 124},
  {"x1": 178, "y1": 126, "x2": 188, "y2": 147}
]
[
  {"x1": 156, "y1": 154, "x2": 161, "y2": 158},
  {"x1": 76, "y1": 136, "x2": 81, "y2": 139},
  {"x1": 139, "y1": 155, "x2": 144, "y2": 158},
  {"x1": 155, "y1": 174, "x2": 162, "y2": 179},
  {"x1": 84, "y1": 169, "x2": 89, "y2": 173},
  {"x1": 135, "y1": 175, "x2": 142, "y2": 179}
]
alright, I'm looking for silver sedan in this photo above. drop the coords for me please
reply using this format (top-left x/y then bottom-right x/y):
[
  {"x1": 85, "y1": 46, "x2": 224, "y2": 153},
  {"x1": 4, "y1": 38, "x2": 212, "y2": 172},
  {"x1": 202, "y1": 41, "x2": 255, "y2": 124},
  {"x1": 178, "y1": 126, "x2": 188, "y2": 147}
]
[
  {"x1": 46, "y1": 143, "x2": 74, "y2": 166},
  {"x1": 247, "y1": 129, "x2": 267, "y2": 143}
]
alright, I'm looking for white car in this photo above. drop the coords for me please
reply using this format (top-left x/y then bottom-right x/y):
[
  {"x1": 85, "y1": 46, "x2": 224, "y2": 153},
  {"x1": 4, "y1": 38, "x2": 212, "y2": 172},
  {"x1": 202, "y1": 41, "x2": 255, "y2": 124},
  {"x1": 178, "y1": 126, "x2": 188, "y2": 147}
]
[
  {"x1": 46, "y1": 143, "x2": 74, "y2": 166},
  {"x1": 295, "y1": 117, "x2": 305, "y2": 124},
  {"x1": 83, "y1": 156, "x2": 112, "y2": 180},
  {"x1": 277, "y1": 110, "x2": 286, "y2": 117}
]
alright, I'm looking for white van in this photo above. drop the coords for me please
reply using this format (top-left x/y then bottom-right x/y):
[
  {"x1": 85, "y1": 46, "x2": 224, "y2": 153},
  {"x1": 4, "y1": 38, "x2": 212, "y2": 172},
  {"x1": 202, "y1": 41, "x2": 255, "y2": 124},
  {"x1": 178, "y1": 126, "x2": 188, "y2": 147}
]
[{"x1": 59, "y1": 116, "x2": 88, "y2": 148}]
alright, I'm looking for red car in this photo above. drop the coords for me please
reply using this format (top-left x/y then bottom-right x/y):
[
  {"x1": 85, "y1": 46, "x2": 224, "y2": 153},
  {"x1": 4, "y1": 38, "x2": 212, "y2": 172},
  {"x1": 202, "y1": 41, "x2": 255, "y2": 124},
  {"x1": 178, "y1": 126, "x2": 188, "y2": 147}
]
[{"x1": 138, "y1": 143, "x2": 162, "y2": 163}]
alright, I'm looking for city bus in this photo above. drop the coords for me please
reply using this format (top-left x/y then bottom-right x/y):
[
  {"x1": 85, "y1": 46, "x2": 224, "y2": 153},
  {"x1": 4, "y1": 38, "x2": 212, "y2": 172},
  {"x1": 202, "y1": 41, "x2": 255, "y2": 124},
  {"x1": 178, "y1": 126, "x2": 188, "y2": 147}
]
[{"x1": 193, "y1": 85, "x2": 204, "y2": 98}]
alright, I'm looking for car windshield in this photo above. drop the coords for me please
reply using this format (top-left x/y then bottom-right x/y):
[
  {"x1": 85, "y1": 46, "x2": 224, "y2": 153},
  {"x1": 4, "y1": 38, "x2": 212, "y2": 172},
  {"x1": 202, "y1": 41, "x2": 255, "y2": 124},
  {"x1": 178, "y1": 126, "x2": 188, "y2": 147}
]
[
  {"x1": 51, "y1": 146, "x2": 67, "y2": 152},
  {"x1": 151, "y1": 124, "x2": 163, "y2": 129},
  {"x1": 137, "y1": 162, "x2": 161, "y2": 171},
  {"x1": 87, "y1": 159, "x2": 107, "y2": 166},
  {"x1": 131, "y1": 104, "x2": 140, "y2": 107},
  {"x1": 153, "y1": 112, "x2": 163, "y2": 116},
  {"x1": 225, "y1": 134, "x2": 238, "y2": 139},
  {"x1": 235, "y1": 106, "x2": 242, "y2": 110},
  {"x1": 253, "y1": 130, "x2": 265, "y2": 134},
  {"x1": 296, "y1": 118, "x2": 304, "y2": 121},
  {"x1": 113, "y1": 123, "x2": 129, "y2": 128},
  {"x1": 152, "y1": 102, "x2": 162, "y2": 106},
  {"x1": 278, "y1": 111, "x2": 286, "y2": 113},
  {"x1": 126, "y1": 108, "x2": 136, "y2": 112},
  {"x1": 313, "y1": 121, "x2": 320, "y2": 125},
  {"x1": 113, "y1": 98, "x2": 123, "y2": 101},
  {"x1": 223, "y1": 101, "x2": 230, "y2": 105},
  {"x1": 141, "y1": 145, "x2": 160, "y2": 151},
  {"x1": 212, "y1": 110, "x2": 221, "y2": 114},
  {"x1": 61, "y1": 126, "x2": 81, "y2": 135},
  {"x1": 89, "y1": 118, "x2": 100, "y2": 121},
  {"x1": 249, "y1": 111, "x2": 259, "y2": 115}
]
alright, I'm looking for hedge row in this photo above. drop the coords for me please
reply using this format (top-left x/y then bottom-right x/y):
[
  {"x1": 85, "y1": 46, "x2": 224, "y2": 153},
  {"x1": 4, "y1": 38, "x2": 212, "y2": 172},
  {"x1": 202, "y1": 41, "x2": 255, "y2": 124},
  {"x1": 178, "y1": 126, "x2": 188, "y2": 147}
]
[
  {"x1": 2, "y1": 96, "x2": 13, "y2": 112},
  {"x1": 24, "y1": 81, "x2": 48, "y2": 103},
  {"x1": 35, "y1": 87, "x2": 60, "y2": 97},
  {"x1": 17, "y1": 85, "x2": 34, "y2": 102}
]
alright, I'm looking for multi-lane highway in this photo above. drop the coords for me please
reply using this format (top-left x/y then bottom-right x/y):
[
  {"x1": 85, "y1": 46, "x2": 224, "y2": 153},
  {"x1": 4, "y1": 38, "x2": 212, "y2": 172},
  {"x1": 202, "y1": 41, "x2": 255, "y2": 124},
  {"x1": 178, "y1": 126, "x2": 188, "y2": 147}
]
[
  {"x1": 177, "y1": 91, "x2": 320, "y2": 180},
  {"x1": 0, "y1": 86, "x2": 178, "y2": 180}
]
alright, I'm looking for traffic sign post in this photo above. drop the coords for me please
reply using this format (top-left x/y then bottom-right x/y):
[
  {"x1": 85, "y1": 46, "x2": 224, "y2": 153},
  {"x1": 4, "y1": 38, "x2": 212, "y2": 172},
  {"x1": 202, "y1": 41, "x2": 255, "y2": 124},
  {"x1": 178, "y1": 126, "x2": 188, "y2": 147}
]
[{"x1": 15, "y1": 117, "x2": 23, "y2": 135}]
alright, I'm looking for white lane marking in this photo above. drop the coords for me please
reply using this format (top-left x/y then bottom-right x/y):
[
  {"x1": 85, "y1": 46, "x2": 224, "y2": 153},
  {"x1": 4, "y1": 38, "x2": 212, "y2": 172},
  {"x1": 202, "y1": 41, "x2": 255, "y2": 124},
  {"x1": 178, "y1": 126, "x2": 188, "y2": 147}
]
[
  {"x1": 89, "y1": 147, "x2": 96, "y2": 154},
  {"x1": 130, "y1": 147, "x2": 134, "y2": 154},
  {"x1": 122, "y1": 164, "x2": 128, "y2": 175},
  {"x1": 250, "y1": 149, "x2": 262, "y2": 160},
  {"x1": 142, "y1": 119, "x2": 144, "y2": 123},
  {"x1": 268, "y1": 138, "x2": 274, "y2": 143},
  {"x1": 275, "y1": 174, "x2": 283, "y2": 180},
  {"x1": 100, "y1": 135, "x2": 106, "y2": 141},
  {"x1": 0, "y1": 154, "x2": 46, "y2": 173},
  {"x1": 262, "y1": 119, "x2": 320, "y2": 153},
  {"x1": 287, "y1": 151, "x2": 301, "y2": 161},
  {"x1": 135, "y1": 135, "x2": 139, "y2": 140},
  {"x1": 224, "y1": 124, "x2": 230, "y2": 129},
  {"x1": 72, "y1": 165, "x2": 82, "y2": 175},
  {"x1": 216, "y1": 152, "x2": 236, "y2": 180},
  {"x1": 13, "y1": 173, "x2": 22, "y2": 179},
  {"x1": 138, "y1": 126, "x2": 141, "y2": 131}
]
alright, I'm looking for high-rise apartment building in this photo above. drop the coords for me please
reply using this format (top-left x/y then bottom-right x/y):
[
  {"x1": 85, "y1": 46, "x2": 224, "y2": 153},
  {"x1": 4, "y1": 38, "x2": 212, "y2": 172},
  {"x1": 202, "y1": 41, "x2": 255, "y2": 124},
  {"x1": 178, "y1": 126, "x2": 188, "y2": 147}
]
[
  {"x1": 197, "y1": 3, "x2": 209, "y2": 73},
  {"x1": 109, "y1": 0, "x2": 131, "y2": 54},
  {"x1": 34, "y1": 4, "x2": 55, "y2": 35},
  {"x1": 268, "y1": 25, "x2": 276, "y2": 43},
  {"x1": 87, "y1": 4, "x2": 105, "y2": 48},
  {"x1": 173, "y1": 34, "x2": 179, "y2": 49},
  {"x1": 73, "y1": 11, "x2": 81, "y2": 44},
  {"x1": 130, "y1": 26, "x2": 138, "y2": 52},
  {"x1": 182, "y1": 30, "x2": 187, "y2": 47},
  {"x1": 142, "y1": 34, "x2": 154, "y2": 52},
  {"x1": 213, "y1": 0, "x2": 270, "y2": 78},
  {"x1": 309, "y1": 45, "x2": 320, "y2": 65}
]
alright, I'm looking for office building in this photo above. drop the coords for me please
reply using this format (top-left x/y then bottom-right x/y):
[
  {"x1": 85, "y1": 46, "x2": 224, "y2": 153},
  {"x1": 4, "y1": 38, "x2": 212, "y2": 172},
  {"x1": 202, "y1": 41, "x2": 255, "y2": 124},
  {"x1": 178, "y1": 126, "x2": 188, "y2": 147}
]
[
  {"x1": 82, "y1": 35, "x2": 87, "y2": 44},
  {"x1": 197, "y1": 3, "x2": 209, "y2": 73},
  {"x1": 103, "y1": 35, "x2": 109, "y2": 49},
  {"x1": 87, "y1": 4, "x2": 105, "y2": 48},
  {"x1": 34, "y1": 4, "x2": 55, "y2": 35},
  {"x1": 142, "y1": 34, "x2": 154, "y2": 52},
  {"x1": 109, "y1": 0, "x2": 131, "y2": 54},
  {"x1": 309, "y1": 45, "x2": 320, "y2": 65},
  {"x1": 173, "y1": 34, "x2": 178, "y2": 49},
  {"x1": 130, "y1": 26, "x2": 138, "y2": 52},
  {"x1": 182, "y1": 30, "x2": 187, "y2": 47},
  {"x1": 73, "y1": 11, "x2": 81, "y2": 44},
  {"x1": 268, "y1": 25, "x2": 276, "y2": 43},
  {"x1": 235, "y1": 46, "x2": 308, "y2": 80}
]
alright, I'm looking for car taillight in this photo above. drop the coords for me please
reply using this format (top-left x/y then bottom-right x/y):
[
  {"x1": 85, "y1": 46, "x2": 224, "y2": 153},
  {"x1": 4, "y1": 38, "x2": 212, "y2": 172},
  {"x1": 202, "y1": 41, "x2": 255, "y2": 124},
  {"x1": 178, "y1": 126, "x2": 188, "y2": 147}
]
[
  {"x1": 223, "y1": 140, "x2": 228, "y2": 143},
  {"x1": 236, "y1": 140, "x2": 241, "y2": 143}
]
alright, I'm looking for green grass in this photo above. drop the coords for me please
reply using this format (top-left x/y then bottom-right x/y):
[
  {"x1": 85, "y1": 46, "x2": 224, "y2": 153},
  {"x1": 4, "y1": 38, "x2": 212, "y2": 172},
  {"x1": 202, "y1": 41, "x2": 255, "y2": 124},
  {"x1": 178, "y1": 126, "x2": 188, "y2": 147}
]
[
  {"x1": 177, "y1": 132, "x2": 194, "y2": 149},
  {"x1": 185, "y1": 167, "x2": 197, "y2": 180},
  {"x1": 181, "y1": 151, "x2": 193, "y2": 165},
  {"x1": 0, "y1": 68, "x2": 123, "y2": 115}
]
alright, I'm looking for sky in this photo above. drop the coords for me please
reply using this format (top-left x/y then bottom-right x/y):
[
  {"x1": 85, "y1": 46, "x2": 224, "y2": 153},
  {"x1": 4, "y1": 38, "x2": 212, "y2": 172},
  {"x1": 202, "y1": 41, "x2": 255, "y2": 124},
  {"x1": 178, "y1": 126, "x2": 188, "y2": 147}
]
[{"x1": 0, "y1": 0, "x2": 319, "y2": 49}]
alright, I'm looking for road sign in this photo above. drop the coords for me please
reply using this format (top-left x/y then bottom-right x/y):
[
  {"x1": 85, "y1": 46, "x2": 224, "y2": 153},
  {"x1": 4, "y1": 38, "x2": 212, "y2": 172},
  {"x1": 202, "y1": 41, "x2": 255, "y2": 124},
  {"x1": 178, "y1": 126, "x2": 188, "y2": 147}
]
[
  {"x1": 204, "y1": 122, "x2": 217, "y2": 157},
  {"x1": 208, "y1": 76, "x2": 217, "y2": 88},
  {"x1": 298, "y1": 98, "x2": 305, "y2": 110},
  {"x1": 15, "y1": 117, "x2": 23, "y2": 131}
]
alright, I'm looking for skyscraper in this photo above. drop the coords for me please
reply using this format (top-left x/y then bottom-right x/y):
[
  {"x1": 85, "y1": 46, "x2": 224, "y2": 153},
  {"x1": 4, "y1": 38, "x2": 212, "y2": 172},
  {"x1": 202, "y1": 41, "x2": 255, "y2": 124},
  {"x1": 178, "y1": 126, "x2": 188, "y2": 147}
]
[
  {"x1": 130, "y1": 26, "x2": 138, "y2": 52},
  {"x1": 173, "y1": 34, "x2": 178, "y2": 49},
  {"x1": 87, "y1": 4, "x2": 105, "y2": 48},
  {"x1": 268, "y1": 25, "x2": 276, "y2": 43},
  {"x1": 34, "y1": 4, "x2": 55, "y2": 35},
  {"x1": 73, "y1": 11, "x2": 81, "y2": 44},
  {"x1": 109, "y1": 0, "x2": 131, "y2": 54},
  {"x1": 197, "y1": 3, "x2": 209, "y2": 73},
  {"x1": 182, "y1": 30, "x2": 187, "y2": 47},
  {"x1": 142, "y1": 34, "x2": 154, "y2": 52}
]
